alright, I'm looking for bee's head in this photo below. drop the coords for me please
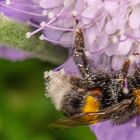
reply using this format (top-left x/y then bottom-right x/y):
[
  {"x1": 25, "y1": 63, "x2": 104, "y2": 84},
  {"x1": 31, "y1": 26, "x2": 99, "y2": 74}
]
[{"x1": 44, "y1": 69, "x2": 73, "y2": 110}]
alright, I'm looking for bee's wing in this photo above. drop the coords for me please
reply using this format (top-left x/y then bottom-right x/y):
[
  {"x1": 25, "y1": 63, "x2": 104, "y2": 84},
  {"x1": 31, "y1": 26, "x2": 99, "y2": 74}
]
[
  {"x1": 47, "y1": 112, "x2": 105, "y2": 129},
  {"x1": 47, "y1": 107, "x2": 117, "y2": 129},
  {"x1": 48, "y1": 99, "x2": 133, "y2": 129}
]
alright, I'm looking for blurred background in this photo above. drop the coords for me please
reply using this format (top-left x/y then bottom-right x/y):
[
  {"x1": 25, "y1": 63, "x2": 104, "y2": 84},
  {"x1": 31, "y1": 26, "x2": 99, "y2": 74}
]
[{"x1": 0, "y1": 59, "x2": 96, "y2": 140}]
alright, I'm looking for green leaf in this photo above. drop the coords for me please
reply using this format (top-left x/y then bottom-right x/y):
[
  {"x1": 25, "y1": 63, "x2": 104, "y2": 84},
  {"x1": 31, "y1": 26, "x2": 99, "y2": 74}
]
[{"x1": 0, "y1": 14, "x2": 68, "y2": 64}]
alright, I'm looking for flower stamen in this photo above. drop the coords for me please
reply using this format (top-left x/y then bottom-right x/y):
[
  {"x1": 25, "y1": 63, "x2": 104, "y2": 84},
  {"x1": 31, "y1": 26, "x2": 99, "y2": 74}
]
[
  {"x1": 40, "y1": 21, "x2": 74, "y2": 31},
  {"x1": 25, "y1": 26, "x2": 44, "y2": 38},
  {"x1": 71, "y1": 10, "x2": 78, "y2": 18},
  {"x1": 25, "y1": 5, "x2": 70, "y2": 38},
  {"x1": 26, "y1": 32, "x2": 32, "y2": 38},
  {"x1": 39, "y1": 34, "x2": 72, "y2": 44}
]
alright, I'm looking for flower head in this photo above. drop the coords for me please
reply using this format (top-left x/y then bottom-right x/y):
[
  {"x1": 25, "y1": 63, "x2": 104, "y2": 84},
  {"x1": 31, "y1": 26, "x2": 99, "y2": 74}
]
[
  {"x1": 1, "y1": 0, "x2": 140, "y2": 139},
  {"x1": 1, "y1": 0, "x2": 140, "y2": 68}
]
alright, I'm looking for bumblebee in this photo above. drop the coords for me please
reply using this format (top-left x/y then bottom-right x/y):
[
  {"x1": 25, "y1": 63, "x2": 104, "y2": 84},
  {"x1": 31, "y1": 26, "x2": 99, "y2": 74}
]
[{"x1": 44, "y1": 24, "x2": 140, "y2": 129}]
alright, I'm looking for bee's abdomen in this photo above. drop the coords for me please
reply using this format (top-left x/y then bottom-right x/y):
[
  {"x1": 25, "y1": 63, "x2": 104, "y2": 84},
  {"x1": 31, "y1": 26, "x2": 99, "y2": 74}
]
[
  {"x1": 61, "y1": 87, "x2": 86, "y2": 116},
  {"x1": 61, "y1": 87, "x2": 100, "y2": 116}
]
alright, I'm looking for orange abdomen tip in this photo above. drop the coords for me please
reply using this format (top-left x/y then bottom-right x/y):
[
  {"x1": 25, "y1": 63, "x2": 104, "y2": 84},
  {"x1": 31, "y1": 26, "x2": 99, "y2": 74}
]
[
  {"x1": 82, "y1": 95, "x2": 100, "y2": 124},
  {"x1": 133, "y1": 89, "x2": 140, "y2": 110}
]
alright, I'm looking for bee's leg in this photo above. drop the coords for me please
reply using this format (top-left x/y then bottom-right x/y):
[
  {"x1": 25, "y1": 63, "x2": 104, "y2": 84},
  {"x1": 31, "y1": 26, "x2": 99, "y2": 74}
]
[
  {"x1": 121, "y1": 53, "x2": 139, "y2": 94},
  {"x1": 110, "y1": 98, "x2": 137, "y2": 125},
  {"x1": 73, "y1": 25, "x2": 92, "y2": 78},
  {"x1": 122, "y1": 53, "x2": 139, "y2": 76},
  {"x1": 73, "y1": 23, "x2": 109, "y2": 90},
  {"x1": 122, "y1": 59, "x2": 130, "y2": 77},
  {"x1": 120, "y1": 58, "x2": 131, "y2": 95}
]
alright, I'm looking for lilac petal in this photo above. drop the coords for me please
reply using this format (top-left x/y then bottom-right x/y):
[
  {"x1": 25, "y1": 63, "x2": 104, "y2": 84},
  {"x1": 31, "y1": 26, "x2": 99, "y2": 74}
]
[
  {"x1": 105, "y1": 19, "x2": 118, "y2": 34},
  {"x1": 32, "y1": 0, "x2": 40, "y2": 4},
  {"x1": 0, "y1": 4, "x2": 30, "y2": 21},
  {"x1": 90, "y1": 53, "x2": 112, "y2": 70},
  {"x1": 81, "y1": 7, "x2": 101, "y2": 24},
  {"x1": 133, "y1": 28, "x2": 140, "y2": 37},
  {"x1": 43, "y1": 28, "x2": 63, "y2": 42},
  {"x1": 63, "y1": 0, "x2": 71, "y2": 6},
  {"x1": 104, "y1": 45, "x2": 118, "y2": 56},
  {"x1": 88, "y1": 35, "x2": 108, "y2": 53},
  {"x1": 130, "y1": 0, "x2": 140, "y2": 5},
  {"x1": 96, "y1": 13, "x2": 106, "y2": 36},
  {"x1": 90, "y1": 117, "x2": 140, "y2": 140},
  {"x1": 96, "y1": 36, "x2": 109, "y2": 52},
  {"x1": 84, "y1": 0, "x2": 102, "y2": 7},
  {"x1": 0, "y1": 1, "x2": 43, "y2": 22},
  {"x1": 75, "y1": 0, "x2": 86, "y2": 13},
  {"x1": 54, "y1": 18, "x2": 73, "y2": 29},
  {"x1": 90, "y1": 53, "x2": 103, "y2": 67},
  {"x1": 39, "y1": 0, "x2": 63, "y2": 9},
  {"x1": 104, "y1": 1, "x2": 118, "y2": 13},
  {"x1": 85, "y1": 26, "x2": 96, "y2": 48},
  {"x1": 0, "y1": 46, "x2": 32, "y2": 61},
  {"x1": 112, "y1": 55, "x2": 125, "y2": 71},
  {"x1": 55, "y1": 57, "x2": 79, "y2": 76},
  {"x1": 115, "y1": 39, "x2": 132, "y2": 55},
  {"x1": 81, "y1": 7, "x2": 97, "y2": 19},
  {"x1": 129, "y1": 5, "x2": 140, "y2": 29},
  {"x1": 59, "y1": 32, "x2": 73, "y2": 48}
]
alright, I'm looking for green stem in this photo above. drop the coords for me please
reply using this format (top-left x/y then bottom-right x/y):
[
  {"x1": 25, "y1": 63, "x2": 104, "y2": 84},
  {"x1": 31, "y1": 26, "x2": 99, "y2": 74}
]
[{"x1": 0, "y1": 14, "x2": 68, "y2": 64}]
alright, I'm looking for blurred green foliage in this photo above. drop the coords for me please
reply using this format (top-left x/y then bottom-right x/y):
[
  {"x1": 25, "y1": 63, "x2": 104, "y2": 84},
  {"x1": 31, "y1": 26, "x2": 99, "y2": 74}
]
[{"x1": 0, "y1": 59, "x2": 96, "y2": 140}]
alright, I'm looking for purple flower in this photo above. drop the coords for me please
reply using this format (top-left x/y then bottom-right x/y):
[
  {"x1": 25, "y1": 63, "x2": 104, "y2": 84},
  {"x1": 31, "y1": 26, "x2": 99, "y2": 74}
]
[
  {"x1": 1, "y1": 0, "x2": 140, "y2": 139},
  {"x1": 0, "y1": 46, "x2": 31, "y2": 61},
  {"x1": 1, "y1": 0, "x2": 139, "y2": 69},
  {"x1": 90, "y1": 117, "x2": 140, "y2": 140}
]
